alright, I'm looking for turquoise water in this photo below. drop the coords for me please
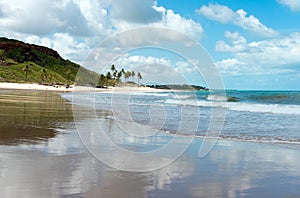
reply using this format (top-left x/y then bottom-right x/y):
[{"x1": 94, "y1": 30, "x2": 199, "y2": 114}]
[{"x1": 66, "y1": 90, "x2": 300, "y2": 145}]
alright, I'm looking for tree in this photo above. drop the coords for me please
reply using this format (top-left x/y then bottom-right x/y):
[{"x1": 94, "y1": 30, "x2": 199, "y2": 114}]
[
  {"x1": 131, "y1": 71, "x2": 135, "y2": 82},
  {"x1": 137, "y1": 72, "x2": 142, "y2": 85},
  {"x1": 111, "y1": 65, "x2": 116, "y2": 73},
  {"x1": 113, "y1": 70, "x2": 118, "y2": 79},
  {"x1": 40, "y1": 68, "x2": 48, "y2": 83},
  {"x1": 121, "y1": 68, "x2": 126, "y2": 84},
  {"x1": 22, "y1": 65, "x2": 31, "y2": 82},
  {"x1": 106, "y1": 72, "x2": 112, "y2": 80},
  {"x1": 99, "y1": 74, "x2": 106, "y2": 85},
  {"x1": 117, "y1": 71, "x2": 122, "y2": 81},
  {"x1": 121, "y1": 68, "x2": 125, "y2": 74},
  {"x1": 0, "y1": 50, "x2": 5, "y2": 61},
  {"x1": 125, "y1": 71, "x2": 131, "y2": 83}
]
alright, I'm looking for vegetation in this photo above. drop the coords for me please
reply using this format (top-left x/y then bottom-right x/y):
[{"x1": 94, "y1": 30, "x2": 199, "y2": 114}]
[
  {"x1": 98, "y1": 65, "x2": 143, "y2": 87},
  {"x1": 1, "y1": 37, "x2": 206, "y2": 90},
  {"x1": 0, "y1": 37, "x2": 145, "y2": 87},
  {"x1": 0, "y1": 37, "x2": 97, "y2": 85},
  {"x1": 146, "y1": 84, "x2": 208, "y2": 91}
]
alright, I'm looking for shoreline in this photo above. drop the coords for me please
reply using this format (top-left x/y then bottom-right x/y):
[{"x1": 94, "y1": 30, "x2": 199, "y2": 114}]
[
  {"x1": 0, "y1": 82, "x2": 166, "y2": 93},
  {"x1": 1, "y1": 89, "x2": 300, "y2": 197}
]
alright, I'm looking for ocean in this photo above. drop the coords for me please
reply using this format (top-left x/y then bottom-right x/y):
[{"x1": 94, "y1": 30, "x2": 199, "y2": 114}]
[
  {"x1": 1, "y1": 90, "x2": 300, "y2": 197},
  {"x1": 65, "y1": 89, "x2": 300, "y2": 146}
]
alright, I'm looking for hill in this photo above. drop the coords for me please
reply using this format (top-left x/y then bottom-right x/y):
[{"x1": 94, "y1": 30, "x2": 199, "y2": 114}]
[{"x1": 0, "y1": 37, "x2": 98, "y2": 85}]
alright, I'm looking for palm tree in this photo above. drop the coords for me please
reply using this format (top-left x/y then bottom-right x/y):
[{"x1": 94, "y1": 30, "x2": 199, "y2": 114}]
[
  {"x1": 109, "y1": 65, "x2": 116, "y2": 79},
  {"x1": 106, "y1": 72, "x2": 112, "y2": 80},
  {"x1": 41, "y1": 68, "x2": 48, "y2": 83},
  {"x1": 117, "y1": 71, "x2": 122, "y2": 81},
  {"x1": 121, "y1": 68, "x2": 126, "y2": 84},
  {"x1": 121, "y1": 68, "x2": 125, "y2": 74},
  {"x1": 125, "y1": 71, "x2": 131, "y2": 84},
  {"x1": 99, "y1": 74, "x2": 106, "y2": 85},
  {"x1": 22, "y1": 65, "x2": 31, "y2": 82},
  {"x1": 131, "y1": 71, "x2": 135, "y2": 82},
  {"x1": 111, "y1": 65, "x2": 115, "y2": 72},
  {"x1": 137, "y1": 72, "x2": 142, "y2": 85},
  {"x1": 113, "y1": 70, "x2": 118, "y2": 79}
]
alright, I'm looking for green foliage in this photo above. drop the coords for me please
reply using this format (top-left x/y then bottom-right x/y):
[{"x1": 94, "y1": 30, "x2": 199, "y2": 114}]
[
  {"x1": 0, "y1": 37, "x2": 97, "y2": 85},
  {"x1": 0, "y1": 62, "x2": 68, "y2": 83},
  {"x1": 0, "y1": 37, "x2": 144, "y2": 87},
  {"x1": 0, "y1": 50, "x2": 5, "y2": 60}
]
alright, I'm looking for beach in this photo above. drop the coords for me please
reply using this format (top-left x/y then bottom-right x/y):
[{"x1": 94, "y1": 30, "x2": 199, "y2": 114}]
[
  {"x1": 0, "y1": 82, "x2": 166, "y2": 93},
  {"x1": 0, "y1": 89, "x2": 300, "y2": 197}
]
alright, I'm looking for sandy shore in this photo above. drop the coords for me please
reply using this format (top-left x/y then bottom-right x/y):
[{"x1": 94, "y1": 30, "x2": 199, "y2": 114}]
[
  {"x1": 1, "y1": 90, "x2": 300, "y2": 197},
  {"x1": 0, "y1": 82, "x2": 164, "y2": 93}
]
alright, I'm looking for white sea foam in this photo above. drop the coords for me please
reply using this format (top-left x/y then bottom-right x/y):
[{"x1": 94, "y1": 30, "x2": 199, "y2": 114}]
[
  {"x1": 207, "y1": 94, "x2": 228, "y2": 101},
  {"x1": 228, "y1": 103, "x2": 300, "y2": 115},
  {"x1": 194, "y1": 134, "x2": 300, "y2": 145},
  {"x1": 132, "y1": 92, "x2": 170, "y2": 97},
  {"x1": 164, "y1": 99, "x2": 300, "y2": 115}
]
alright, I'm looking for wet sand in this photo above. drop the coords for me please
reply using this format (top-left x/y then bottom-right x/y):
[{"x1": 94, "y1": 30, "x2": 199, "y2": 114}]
[
  {"x1": 0, "y1": 90, "x2": 74, "y2": 145},
  {"x1": 1, "y1": 90, "x2": 300, "y2": 198}
]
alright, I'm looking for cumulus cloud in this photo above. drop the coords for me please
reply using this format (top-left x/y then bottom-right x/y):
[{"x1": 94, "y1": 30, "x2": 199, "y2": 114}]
[
  {"x1": 0, "y1": 0, "x2": 91, "y2": 36},
  {"x1": 216, "y1": 31, "x2": 247, "y2": 52},
  {"x1": 215, "y1": 31, "x2": 300, "y2": 75},
  {"x1": 109, "y1": 0, "x2": 163, "y2": 24},
  {"x1": 216, "y1": 58, "x2": 245, "y2": 75},
  {"x1": 197, "y1": 3, "x2": 278, "y2": 38},
  {"x1": 111, "y1": 54, "x2": 200, "y2": 84},
  {"x1": 73, "y1": 0, "x2": 113, "y2": 36},
  {"x1": 0, "y1": 0, "x2": 204, "y2": 64},
  {"x1": 112, "y1": 5, "x2": 203, "y2": 41},
  {"x1": 25, "y1": 33, "x2": 90, "y2": 62},
  {"x1": 277, "y1": 0, "x2": 300, "y2": 12},
  {"x1": 158, "y1": 9, "x2": 203, "y2": 40},
  {"x1": 112, "y1": 54, "x2": 183, "y2": 84}
]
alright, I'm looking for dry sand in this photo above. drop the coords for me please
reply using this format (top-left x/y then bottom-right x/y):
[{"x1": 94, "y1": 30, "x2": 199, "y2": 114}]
[{"x1": 0, "y1": 82, "x2": 164, "y2": 93}]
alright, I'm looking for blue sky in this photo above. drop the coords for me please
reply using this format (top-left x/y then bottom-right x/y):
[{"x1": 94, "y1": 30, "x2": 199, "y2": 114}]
[{"x1": 0, "y1": 0, "x2": 299, "y2": 90}]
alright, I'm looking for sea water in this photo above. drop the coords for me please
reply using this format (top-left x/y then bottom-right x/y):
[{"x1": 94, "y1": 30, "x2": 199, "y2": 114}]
[{"x1": 65, "y1": 90, "x2": 300, "y2": 146}]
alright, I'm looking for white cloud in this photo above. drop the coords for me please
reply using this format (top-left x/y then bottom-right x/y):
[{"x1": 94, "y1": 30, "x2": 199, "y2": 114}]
[
  {"x1": 215, "y1": 31, "x2": 300, "y2": 75},
  {"x1": 159, "y1": 9, "x2": 203, "y2": 40},
  {"x1": 112, "y1": 6, "x2": 203, "y2": 41},
  {"x1": 109, "y1": 0, "x2": 163, "y2": 24},
  {"x1": 0, "y1": 0, "x2": 204, "y2": 64},
  {"x1": 196, "y1": 3, "x2": 235, "y2": 24},
  {"x1": 197, "y1": 3, "x2": 278, "y2": 38},
  {"x1": 216, "y1": 31, "x2": 247, "y2": 53},
  {"x1": 25, "y1": 33, "x2": 90, "y2": 62},
  {"x1": 72, "y1": 0, "x2": 113, "y2": 37},
  {"x1": 216, "y1": 58, "x2": 245, "y2": 75},
  {"x1": 0, "y1": 0, "x2": 91, "y2": 36},
  {"x1": 110, "y1": 54, "x2": 199, "y2": 84},
  {"x1": 277, "y1": 0, "x2": 300, "y2": 12}
]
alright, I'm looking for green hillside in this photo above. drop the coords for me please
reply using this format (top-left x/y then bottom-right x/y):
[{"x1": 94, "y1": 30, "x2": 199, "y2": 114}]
[{"x1": 0, "y1": 37, "x2": 98, "y2": 85}]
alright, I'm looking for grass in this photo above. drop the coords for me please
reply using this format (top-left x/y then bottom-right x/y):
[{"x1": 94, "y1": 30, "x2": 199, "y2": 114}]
[{"x1": 0, "y1": 60, "x2": 69, "y2": 84}]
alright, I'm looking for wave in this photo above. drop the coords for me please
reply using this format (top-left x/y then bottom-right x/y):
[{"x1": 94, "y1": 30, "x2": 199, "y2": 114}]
[
  {"x1": 207, "y1": 95, "x2": 228, "y2": 101},
  {"x1": 228, "y1": 103, "x2": 300, "y2": 115},
  {"x1": 163, "y1": 130, "x2": 300, "y2": 146},
  {"x1": 131, "y1": 92, "x2": 170, "y2": 97},
  {"x1": 207, "y1": 95, "x2": 239, "y2": 102},
  {"x1": 164, "y1": 99, "x2": 300, "y2": 115},
  {"x1": 172, "y1": 95, "x2": 194, "y2": 99},
  {"x1": 197, "y1": 134, "x2": 300, "y2": 145}
]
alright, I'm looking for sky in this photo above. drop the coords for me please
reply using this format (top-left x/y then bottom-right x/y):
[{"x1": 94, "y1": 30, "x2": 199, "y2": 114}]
[{"x1": 0, "y1": 0, "x2": 300, "y2": 90}]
